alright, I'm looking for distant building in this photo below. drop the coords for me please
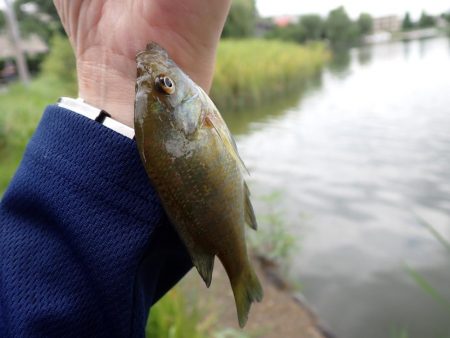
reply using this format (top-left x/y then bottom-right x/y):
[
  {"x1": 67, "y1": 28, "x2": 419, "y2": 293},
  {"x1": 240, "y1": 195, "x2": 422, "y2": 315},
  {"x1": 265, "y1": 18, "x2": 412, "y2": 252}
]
[
  {"x1": 255, "y1": 18, "x2": 275, "y2": 37},
  {"x1": 372, "y1": 15, "x2": 401, "y2": 33},
  {"x1": 0, "y1": 33, "x2": 48, "y2": 59},
  {"x1": 273, "y1": 15, "x2": 300, "y2": 27},
  {"x1": 435, "y1": 16, "x2": 448, "y2": 29}
]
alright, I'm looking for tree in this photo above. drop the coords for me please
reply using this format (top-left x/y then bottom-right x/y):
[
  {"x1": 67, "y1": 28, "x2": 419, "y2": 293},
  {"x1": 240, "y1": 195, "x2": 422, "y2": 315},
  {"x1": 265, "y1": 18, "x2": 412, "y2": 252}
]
[
  {"x1": 265, "y1": 23, "x2": 307, "y2": 44},
  {"x1": 325, "y1": 7, "x2": 359, "y2": 48},
  {"x1": 222, "y1": 0, "x2": 257, "y2": 38},
  {"x1": 357, "y1": 13, "x2": 373, "y2": 35},
  {"x1": 299, "y1": 14, "x2": 324, "y2": 41},
  {"x1": 402, "y1": 12, "x2": 414, "y2": 31},
  {"x1": 418, "y1": 11, "x2": 436, "y2": 28},
  {"x1": 0, "y1": 10, "x2": 5, "y2": 30},
  {"x1": 442, "y1": 12, "x2": 450, "y2": 23},
  {"x1": 12, "y1": 0, "x2": 63, "y2": 41}
]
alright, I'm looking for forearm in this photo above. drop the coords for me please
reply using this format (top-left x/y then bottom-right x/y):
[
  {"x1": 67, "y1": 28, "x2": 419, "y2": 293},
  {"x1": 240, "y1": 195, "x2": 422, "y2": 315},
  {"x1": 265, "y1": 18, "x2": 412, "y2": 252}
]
[{"x1": 0, "y1": 106, "x2": 192, "y2": 337}]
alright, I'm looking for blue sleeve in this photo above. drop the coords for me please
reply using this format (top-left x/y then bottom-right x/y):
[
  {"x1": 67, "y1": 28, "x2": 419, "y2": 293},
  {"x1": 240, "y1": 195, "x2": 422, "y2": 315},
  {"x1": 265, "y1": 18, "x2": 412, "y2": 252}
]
[{"x1": 0, "y1": 105, "x2": 193, "y2": 338}]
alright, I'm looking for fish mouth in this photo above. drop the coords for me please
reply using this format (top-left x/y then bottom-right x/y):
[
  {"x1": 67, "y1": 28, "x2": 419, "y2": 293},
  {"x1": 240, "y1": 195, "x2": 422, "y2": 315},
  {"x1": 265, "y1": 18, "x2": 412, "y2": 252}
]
[
  {"x1": 136, "y1": 42, "x2": 168, "y2": 63},
  {"x1": 145, "y1": 42, "x2": 166, "y2": 53}
]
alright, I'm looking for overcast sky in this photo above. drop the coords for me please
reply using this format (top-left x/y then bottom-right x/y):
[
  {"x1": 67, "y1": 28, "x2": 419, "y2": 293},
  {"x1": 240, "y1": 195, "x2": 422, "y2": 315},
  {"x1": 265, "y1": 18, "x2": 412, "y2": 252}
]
[
  {"x1": 256, "y1": 0, "x2": 450, "y2": 19},
  {"x1": 1, "y1": 1, "x2": 449, "y2": 20}
]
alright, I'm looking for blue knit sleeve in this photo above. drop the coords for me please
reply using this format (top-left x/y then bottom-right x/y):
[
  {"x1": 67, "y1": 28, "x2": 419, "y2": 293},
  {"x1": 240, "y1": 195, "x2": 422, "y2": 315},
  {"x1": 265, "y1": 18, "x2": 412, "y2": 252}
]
[{"x1": 0, "y1": 105, "x2": 193, "y2": 338}]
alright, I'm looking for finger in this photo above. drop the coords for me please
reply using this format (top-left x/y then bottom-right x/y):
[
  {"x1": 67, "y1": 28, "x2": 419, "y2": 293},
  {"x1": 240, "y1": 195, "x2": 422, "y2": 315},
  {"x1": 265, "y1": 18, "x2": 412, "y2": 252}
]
[{"x1": 53, "y1": 0, "x2": 80, "y2": 39}]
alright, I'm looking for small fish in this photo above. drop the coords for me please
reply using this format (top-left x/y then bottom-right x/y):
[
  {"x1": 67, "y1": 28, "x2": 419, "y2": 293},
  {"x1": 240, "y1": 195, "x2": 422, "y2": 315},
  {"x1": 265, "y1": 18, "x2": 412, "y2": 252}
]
[{"x1": 134, "y1": 42, "x2": 263, "y2": 327}]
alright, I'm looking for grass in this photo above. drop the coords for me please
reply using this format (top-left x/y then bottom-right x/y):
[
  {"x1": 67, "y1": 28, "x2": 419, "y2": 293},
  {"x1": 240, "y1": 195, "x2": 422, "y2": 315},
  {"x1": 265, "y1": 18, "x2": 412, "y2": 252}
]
[
  {"x1": 211, "y1": 39, "x2": 330, "y2": 111},
  {"x1": 395, "y1": 216, "x2": 450, "y2": 338},
  {"x1": 0, "y1": 76, "x2": 76, "y2": 193},
  {"x1": 390, "y1": 327, "x2": 409, "y2": 338},
  {"x1": 247, "y1": 191, "x2": 298, "y2": 269},
  {"x1": 146, "y1": 287, "x2": 253, "y2": 338},
  {"x1": 0, "y1": 35, "x2": 77, "y2": 194},
  {"x1": 146, "y1": 287, "x2": 208, "y2": 338}
]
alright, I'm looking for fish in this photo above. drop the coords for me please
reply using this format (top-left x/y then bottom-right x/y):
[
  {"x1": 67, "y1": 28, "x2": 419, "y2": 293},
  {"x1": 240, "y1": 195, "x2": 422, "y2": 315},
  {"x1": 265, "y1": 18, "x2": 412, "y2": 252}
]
[{"x1": 134, "y1": 42, "x2": 263, "y2": 327}]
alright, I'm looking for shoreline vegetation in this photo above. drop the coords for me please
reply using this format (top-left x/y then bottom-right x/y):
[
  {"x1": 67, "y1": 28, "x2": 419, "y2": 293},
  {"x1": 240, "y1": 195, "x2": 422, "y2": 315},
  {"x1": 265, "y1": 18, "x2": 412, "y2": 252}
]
[{"x1": 212, "y1": 39, "x2": 330, "y2": 112}]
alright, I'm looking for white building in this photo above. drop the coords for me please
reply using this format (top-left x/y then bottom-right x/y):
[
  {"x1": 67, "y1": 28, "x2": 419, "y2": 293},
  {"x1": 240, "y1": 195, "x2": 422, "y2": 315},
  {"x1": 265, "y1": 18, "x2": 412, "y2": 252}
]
[{"x1": 372, "y1": 16, "x2": 402, "y2": 33}]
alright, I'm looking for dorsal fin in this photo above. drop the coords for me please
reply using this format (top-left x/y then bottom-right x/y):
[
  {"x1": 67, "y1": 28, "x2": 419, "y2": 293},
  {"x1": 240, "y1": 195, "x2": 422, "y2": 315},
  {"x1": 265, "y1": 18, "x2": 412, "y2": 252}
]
[{"x1": 244, "y1": 182, "x2": 258, "y2": 230}]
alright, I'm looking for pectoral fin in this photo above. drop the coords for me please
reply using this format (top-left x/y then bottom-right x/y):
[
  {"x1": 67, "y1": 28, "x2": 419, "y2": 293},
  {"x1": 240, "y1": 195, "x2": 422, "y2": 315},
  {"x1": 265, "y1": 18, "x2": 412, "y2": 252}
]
[{"x1": 204, "y1": 113, "x2": 249, "y2": 175}]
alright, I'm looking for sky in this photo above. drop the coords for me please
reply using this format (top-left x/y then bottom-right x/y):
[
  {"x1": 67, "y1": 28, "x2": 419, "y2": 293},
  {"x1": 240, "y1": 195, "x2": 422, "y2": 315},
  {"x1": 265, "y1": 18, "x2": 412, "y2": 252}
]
[
  {"x1": 1, "y1": 1, "x2": 449, "y2": 20},
  {"x1": 256, "y1": 0, "x2": 450, "y2": 19}
]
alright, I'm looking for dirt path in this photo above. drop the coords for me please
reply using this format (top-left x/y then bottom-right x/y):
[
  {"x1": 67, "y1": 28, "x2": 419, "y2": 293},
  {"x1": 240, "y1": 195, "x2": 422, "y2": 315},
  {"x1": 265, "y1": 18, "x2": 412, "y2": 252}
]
[{"x1": 179, "y1": 257, "x2": 332, "y2": 338}]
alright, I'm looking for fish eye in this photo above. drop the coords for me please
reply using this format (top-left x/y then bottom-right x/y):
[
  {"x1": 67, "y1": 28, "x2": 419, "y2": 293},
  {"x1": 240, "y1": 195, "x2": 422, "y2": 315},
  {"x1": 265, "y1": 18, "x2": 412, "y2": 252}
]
[{"x1": 155, "y1": 75, "x2": 175, "y2": 95}]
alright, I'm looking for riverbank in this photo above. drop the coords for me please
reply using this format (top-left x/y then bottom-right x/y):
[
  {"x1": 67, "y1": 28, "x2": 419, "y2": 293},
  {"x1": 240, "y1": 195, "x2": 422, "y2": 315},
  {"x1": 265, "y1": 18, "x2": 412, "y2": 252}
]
[
  {"x1": 364, "y1": 27, "x2": 449, "y2": 45},
  {"x1": 173, "y1": 256, "x2": 331, "y2": 338}
]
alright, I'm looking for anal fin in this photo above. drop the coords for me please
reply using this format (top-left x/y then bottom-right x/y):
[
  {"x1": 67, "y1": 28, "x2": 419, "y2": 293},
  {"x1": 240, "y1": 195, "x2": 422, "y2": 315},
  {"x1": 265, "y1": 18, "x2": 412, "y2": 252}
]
[{"x1": 192, "y1": 251, "x2": 215, "y2": 288}]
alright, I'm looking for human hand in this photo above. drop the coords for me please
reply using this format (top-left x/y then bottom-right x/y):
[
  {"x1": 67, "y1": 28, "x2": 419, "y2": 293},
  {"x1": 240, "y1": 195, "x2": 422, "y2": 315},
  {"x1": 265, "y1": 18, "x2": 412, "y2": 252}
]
[{"x1": 53, "y1": 0, "x2": 231, "y2": 127}]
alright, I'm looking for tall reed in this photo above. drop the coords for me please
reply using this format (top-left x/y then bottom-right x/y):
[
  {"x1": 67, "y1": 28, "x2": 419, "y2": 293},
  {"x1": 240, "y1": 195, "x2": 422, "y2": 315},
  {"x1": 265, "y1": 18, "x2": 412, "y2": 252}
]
[{"x1": 211, "y1": 39, "x2": 330, "y2": 111}]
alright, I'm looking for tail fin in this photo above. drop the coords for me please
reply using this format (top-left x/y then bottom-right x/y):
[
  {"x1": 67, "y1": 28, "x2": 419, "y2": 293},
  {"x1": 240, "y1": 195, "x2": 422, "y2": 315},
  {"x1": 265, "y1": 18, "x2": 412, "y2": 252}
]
[{"x1": 231, "y1": 264, "x2": 264, "y2": 328}]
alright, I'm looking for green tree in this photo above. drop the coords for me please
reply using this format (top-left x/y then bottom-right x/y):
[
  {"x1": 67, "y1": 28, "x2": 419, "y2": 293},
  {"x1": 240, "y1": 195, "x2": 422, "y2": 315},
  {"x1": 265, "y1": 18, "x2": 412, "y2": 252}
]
[
  {"x1": 357, "y1": 13, "x2": 373, "y2": 35},
  {"x1": 222, "y1": 0, "x2": 257, "y2": 38},
  {"x1": 418, "y1": 11, "x2": 436, "y2": 28},
  {"x1": 442, "y1": 12, "x2": 450, "y2": 23},
  {"x1": 402, "y1": 12, "x2": 415, "y2": 31},
  {"x1": 0, "y1": 10, "x2": 5, "y2": 30},
  {"x1": 13, "y1": 0, "x2": 62, "y2": 41},
  {"x1": 299, "y1": 14, "x2": 324, "y2": 41},
  {"x1": 265, "y1": 23, "x2": 307, "y2": 44},
  {"x1": 325, "y1": 7, "x2": 359, "y2": 48},
  {"x1": 40, "y1": 35, "x2": 77, "y2": 92}
]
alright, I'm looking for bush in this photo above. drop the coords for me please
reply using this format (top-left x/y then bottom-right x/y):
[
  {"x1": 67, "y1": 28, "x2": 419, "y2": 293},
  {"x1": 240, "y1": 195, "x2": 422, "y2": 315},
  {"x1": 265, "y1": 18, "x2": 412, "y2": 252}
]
[{"x1": 41, "y1": 34, "x2": 77, "y2": 92}]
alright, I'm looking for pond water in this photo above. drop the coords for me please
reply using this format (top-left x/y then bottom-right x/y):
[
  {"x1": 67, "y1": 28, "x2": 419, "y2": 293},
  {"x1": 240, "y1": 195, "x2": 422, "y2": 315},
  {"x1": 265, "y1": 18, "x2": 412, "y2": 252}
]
[{"x1": 224, "y1": 37, "x2": 450, "y2": 338}]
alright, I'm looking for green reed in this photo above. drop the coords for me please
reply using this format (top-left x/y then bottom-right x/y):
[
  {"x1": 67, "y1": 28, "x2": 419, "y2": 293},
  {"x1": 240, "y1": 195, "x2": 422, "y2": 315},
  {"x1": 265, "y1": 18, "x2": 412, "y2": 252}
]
[{"x1": 211, "y1": 39, "x2": 330, "y2": 111}]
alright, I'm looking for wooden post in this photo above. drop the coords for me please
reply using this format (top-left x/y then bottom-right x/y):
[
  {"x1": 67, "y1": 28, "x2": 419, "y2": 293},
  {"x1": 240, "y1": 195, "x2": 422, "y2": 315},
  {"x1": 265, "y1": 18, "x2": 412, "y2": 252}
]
[{"x1": 3, "y1": 0, "x2": 30, "y2": 85}]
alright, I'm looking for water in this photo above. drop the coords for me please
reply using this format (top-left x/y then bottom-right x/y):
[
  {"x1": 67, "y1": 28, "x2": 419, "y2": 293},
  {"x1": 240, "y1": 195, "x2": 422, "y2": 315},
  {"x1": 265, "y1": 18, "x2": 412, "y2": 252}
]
[{"x1": 224, "y1": 37, "x2": 450, "y2": 338}]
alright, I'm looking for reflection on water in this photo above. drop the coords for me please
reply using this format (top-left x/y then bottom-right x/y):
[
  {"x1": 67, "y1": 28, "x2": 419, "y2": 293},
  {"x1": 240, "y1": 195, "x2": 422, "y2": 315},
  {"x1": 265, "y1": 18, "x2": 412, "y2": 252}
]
[
  {"x1": 327, "y1": 49, "x2": 351, "y2": 77},
  {"x1": 357, "y1": 46, "x2": 373, "y2": 66},
  {"x1": 223, "y1": 72, "x2": 324, "y2": 136},
  {"x1": 223, "y1": 37, "x2": 450, "y2": 338}
]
